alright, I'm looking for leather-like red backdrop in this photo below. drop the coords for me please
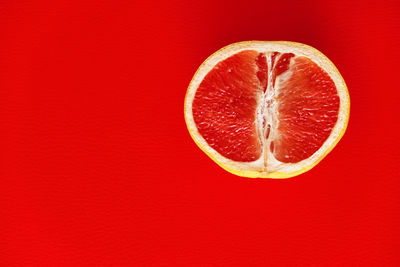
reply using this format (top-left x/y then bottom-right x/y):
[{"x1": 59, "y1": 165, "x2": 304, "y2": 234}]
[{"x1": 1, "y1": 0, "x2": 399, "y2": 266}]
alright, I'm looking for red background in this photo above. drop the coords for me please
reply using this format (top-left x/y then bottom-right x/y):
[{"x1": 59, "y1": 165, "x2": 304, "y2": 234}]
[{"x1": 1, "y1": 0, "x2": 399, "y2": 266}]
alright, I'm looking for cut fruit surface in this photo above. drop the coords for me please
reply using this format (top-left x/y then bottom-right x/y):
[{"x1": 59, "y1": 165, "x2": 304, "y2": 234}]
[
  {"x1": 184, "y1": 41, "x2": 350, "y2": 178},
  {"x1": 192, "y1": 50, "x2": 262, "y2": 162}
]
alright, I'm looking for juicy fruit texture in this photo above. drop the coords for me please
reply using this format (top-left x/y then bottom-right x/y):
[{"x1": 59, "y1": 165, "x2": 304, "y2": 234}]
[
  {"x1": 185, "y1": 41, "x2": 349, "y2": 178},
  {"x1": 192, "y1": 51, "x2": 262, "y2": 162},
  {"x1": 274, "y1": 57, "x2": 339, "y2": 163},
  {"x1": 192, "y1": 50, "x2": 340, "y2": 165}
]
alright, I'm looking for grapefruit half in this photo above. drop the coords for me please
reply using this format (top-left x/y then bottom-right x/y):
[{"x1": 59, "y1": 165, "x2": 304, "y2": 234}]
[{"x1": 184, "y1": 41, "x2": 350, "y2": 178}]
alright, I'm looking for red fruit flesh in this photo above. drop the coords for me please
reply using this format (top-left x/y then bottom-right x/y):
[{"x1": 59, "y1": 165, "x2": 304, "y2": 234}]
[
  {"x1": 274, "y1": 57, "x2": 340, "y2": 163},
  {"x1": 191, "y1": 50, "x2": 340, "y2": 164},
  {"x1": 192, "y1": 50, "x2": 263, "y2": 162},
  {"x1": 256, "y1": 53, "x2": 268, "y2": 92}
]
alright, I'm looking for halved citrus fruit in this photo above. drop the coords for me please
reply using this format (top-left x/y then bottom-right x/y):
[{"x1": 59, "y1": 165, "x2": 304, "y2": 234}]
[{"x1": 184, "y1": 41, "x2": 350, "y2": 178}]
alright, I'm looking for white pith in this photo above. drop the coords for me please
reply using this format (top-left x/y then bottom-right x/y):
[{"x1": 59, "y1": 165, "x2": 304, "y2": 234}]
[{"x1": 184, "y1": 41, "x2": 350, "y2": 177}]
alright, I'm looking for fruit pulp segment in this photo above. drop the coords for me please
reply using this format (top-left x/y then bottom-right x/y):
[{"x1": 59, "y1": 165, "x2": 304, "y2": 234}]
[
  {"x1": 274, "y1": 57, "x2": 340, "y2": 163},
  {"x1": 192, "y1": 50, "x2": 263, "y2": 162},
  {"x1": 192, "y1": 50, "x2": 340, "y2": 164}
]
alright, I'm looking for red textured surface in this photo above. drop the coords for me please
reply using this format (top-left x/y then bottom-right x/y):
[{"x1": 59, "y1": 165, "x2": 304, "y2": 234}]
[
  {"x1": 192, "y1": 50, "x2": 262, "y2": 162},
  {"x1": 1, "y1": 0, "x2": 400, "y2": 266},
  {"x1": 274, "y1": 56, "x2": 340, "y2": 163},
  {"x1": 256, "y1": 53, "x2": 268, "y2": 91},
  {"x1": 192, "y1": 50, "x2": 339, "y2": 164}
]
